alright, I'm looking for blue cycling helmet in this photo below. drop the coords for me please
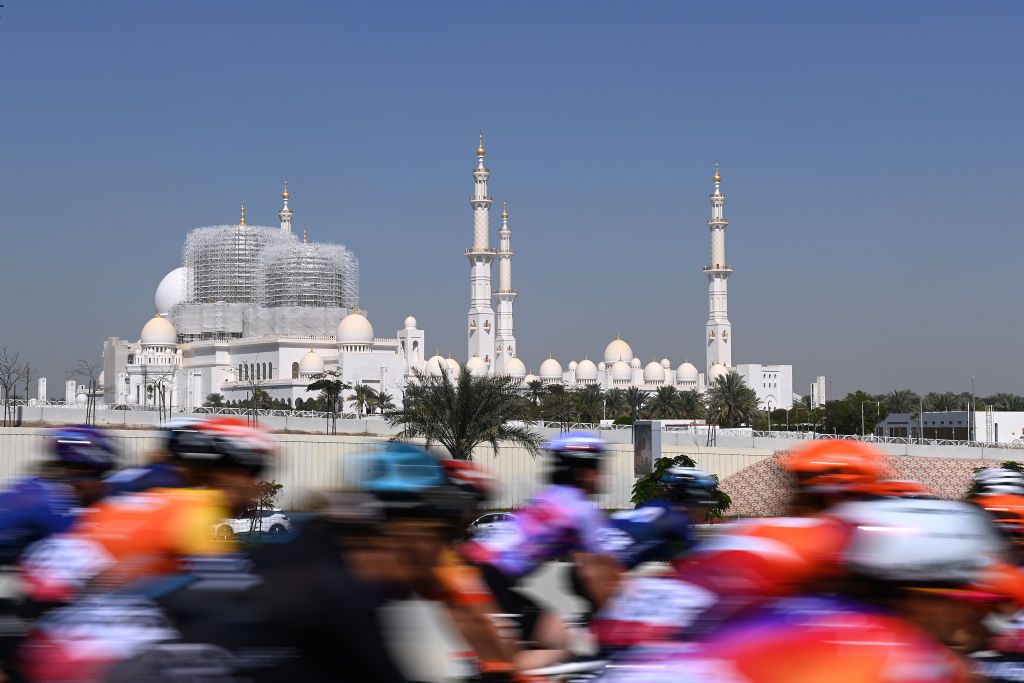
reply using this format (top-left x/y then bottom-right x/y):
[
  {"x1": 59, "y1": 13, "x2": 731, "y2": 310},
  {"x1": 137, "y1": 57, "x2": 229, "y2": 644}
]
[
  {"x1": 659, "y1": 466, "x2": 719, "y2": 507},
  {"x1": 547, "y1": 431, "x2": 606, "y2": 482},
  {"x1": 358, "y1": 444, "x2": 472, "y2": 522},
  {"x1": 49, "y1": 425, "x2": 117, "y2": 474}
]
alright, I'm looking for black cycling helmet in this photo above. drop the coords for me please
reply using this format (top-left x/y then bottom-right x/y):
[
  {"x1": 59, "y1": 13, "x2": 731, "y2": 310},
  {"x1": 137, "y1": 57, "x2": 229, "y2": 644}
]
[
  {"x1": 659, "y1": 466, "x2": 720, "y2": 507},
  {"x1": 164, "y1": 417, "x2": 274, "y2": 475}
]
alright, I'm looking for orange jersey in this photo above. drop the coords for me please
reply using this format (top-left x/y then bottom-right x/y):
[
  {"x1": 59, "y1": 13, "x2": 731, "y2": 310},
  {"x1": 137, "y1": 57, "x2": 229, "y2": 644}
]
[
  {"x1": 426, "y1": 548, "x2": 493, "y2": 607},
  {"x1": 23, "y1": 488, "x2": 231, "y2": 600}
]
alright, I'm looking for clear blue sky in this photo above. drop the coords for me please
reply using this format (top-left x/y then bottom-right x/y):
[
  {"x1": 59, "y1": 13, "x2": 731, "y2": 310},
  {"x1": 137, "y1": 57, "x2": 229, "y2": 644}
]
[{"x1": 2, "y1": 1, "x2": 1022, "y2": 398}]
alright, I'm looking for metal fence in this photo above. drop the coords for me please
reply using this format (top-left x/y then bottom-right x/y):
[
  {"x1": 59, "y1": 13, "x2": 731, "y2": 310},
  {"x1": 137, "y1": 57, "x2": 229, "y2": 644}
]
[{"x1": 752, "y1": 430, "x2": 1024, "y2": 450}]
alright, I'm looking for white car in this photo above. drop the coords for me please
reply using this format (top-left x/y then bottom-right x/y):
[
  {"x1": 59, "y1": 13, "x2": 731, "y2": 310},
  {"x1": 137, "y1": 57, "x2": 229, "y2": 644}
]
[
  {"x1": 468, "y1": 512, "x2": 518, "y2": 538},
  {"x1": 213, "y1": 509, "x2": 291, "y2": 539}
]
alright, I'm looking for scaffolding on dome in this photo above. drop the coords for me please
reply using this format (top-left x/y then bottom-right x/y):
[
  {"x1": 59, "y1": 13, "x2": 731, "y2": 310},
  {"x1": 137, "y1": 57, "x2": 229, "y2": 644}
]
[
  {"x1": 256, "y1": 240, "x2": 359, "y2": 310},
  {"x1": 184, "y1": 225, "x2": 292, "y2": 304}
]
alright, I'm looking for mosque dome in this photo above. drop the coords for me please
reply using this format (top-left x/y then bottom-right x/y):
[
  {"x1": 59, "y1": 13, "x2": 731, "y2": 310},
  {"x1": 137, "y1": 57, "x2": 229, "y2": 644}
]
[
  {"x1": 661, "y1": 358, "x2": 672, "y2": 369},
  {"x1": 141, "y1": 315, "x2": 176, "y2": 346},
  {"x1": 604, "y1": 338, "x2": 634, "y2": 364},
  {"x1": 575, "y1": 359, "x2": 598, "y2": 381},
  {"x1": 299, "y1": 349, "x2": 325, "y2": 375},
  {"x1": 337, "y1": 312, "x2": 374, "y2": 345},
  {"x1": 503, "y1": 357, "x2": 527, "y2": 378},
  {"x1": 677, "y1": 361, "x2": 699, "y2": 383},
  {"x1": 539, "y1": 357, "x2": 563, "y2": 380},
  {"x1": 644, "y1": 361, "x2": 665, "y2": 383},
  {"x1": 75, "y1": 392, "x2": 88, "y2": 405},
  {"x1": 154, "y1": 267, "x2": 187, "y2": 316},
  {"x1": 597, "y1": 362, "x2": 606, "y2": 372},
  {"x1": 404, "y1": 315, "x2": 417, "y2": 328},
  {"x1": 708, "y1": 362, "x2": 729, "y2": 383},
  {"x1": 466, "y1": 355, "x2": 488, "y2": 377},
  {"x1": 426, "y1": 355, "x2": 447, "y2": 377},
  {"x1": 630, "y1": 357, "x2": 642, "y2": 369},
  {"x1": 568, "y1": 360, "x2": 578, "y2": 371},
  {"x1": 611, "y1": 360, "x2": 631, "y2": 382},
  {"x1": 446, "y1": 357, "x2": 460, "y2": 374}
]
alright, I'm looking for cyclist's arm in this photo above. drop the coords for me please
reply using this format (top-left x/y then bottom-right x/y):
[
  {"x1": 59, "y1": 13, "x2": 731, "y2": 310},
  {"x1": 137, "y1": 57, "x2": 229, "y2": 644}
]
[
  {"x1": 574, "y1": 507, "x2": 624, "y2": 610},
  {"x1": 431, "y1": 560, "x2": 519, "y2": 666}
]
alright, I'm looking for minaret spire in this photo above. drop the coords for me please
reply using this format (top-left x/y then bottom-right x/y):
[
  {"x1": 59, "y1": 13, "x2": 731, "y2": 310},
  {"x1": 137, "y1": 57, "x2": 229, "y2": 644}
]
[
  {"x1": 303, "y1": 225, "x2": 308, "y2": 244},
  {"x1": 704, "y1": 161, "x2": 732, "y2": 374},
  {"x1": 278, "y1": 180, "x2": 293, "y2": 233},
  {"x1": 239, "y1": 202, "x2": 246, "y2": 226},
  {"x1": 466, "y1": 132, "x2": 496, "y2": 372},
  {"x1": 494, "y1": 199, "x2": 517, "y2": 372}
]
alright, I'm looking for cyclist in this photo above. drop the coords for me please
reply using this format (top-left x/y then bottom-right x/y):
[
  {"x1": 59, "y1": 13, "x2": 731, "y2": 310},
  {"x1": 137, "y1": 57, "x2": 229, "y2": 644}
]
[
  {"x1": 972, "y1": 467, "x2": 1024, "y2": 498},
  {"x1": 20, "y1": 416, "x2": 272, "y2": 602},
  {"x1": 460, "y1": 432, "x2": 622, "y2": 667},
  {"x1": 0, "y1": 426, "x2": 116, "y2": 565}
]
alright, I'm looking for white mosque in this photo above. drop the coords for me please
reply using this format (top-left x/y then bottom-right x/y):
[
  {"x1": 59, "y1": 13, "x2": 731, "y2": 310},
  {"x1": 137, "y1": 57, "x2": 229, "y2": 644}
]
[{"x1": 96, "y1": 137, "x2": 793, "y2": 414}]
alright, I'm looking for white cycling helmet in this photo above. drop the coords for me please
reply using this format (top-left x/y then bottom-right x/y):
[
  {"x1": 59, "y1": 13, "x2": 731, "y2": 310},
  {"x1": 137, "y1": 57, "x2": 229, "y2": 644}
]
[
  {"x1": 973, "y1": 468, "x2": 1024, "y2": 496},
  {"x1": 830, "y1": 498, "x2": 1006, "y2": 584}
]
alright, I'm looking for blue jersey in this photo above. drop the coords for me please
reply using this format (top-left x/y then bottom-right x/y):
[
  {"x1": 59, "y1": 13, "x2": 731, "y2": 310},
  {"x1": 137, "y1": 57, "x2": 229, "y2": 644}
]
[
  {"x1": 0, "y1": 477, "x2": 77, "y2": 564},
  {"x1": 102, "y1": 463, "x2": 185, "y2": 497},
  {"x1": 605, "y1": 500, "x2": 696, "y2": 569}
]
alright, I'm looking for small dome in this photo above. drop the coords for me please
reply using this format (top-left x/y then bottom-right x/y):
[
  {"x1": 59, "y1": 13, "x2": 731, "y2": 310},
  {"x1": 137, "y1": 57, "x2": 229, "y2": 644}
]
[
  {"x1": 446, "y1": 357, "x2": 460, "y2": 374},
  {"x1": 611, "y1": 360, "x2": 631, "y2": 381},
  {"x1": 597, "y1": 362, "x2": 606, "y2": 372},
  {"x1": 141, "y1": 315, "x2": 176, "y2": 346},
  {"x1": 426, "y1": 355, "x2": 447, "y2": 377},
  {"x1": 644, "y1": 361, "x2": 665, "y2": 383},
  {"x1": 337, "y1": 312, "x2": 374, "y2": 345},
  {"x1": 466, "y1": 355, "x2": 488, "y2": 377},
  {"x1": 677, "y1": 361, "x2": 699, "y2": 383},
  {"x1": 75, "y1": 392, "x2": 88, "y2": 404},
  {"x1": 568, "y1": 360, "x2": 578, "y2": 371},
  {"x1": 154, "y1": 267, "x2": 187, "y2": 316},
  {"x1": 630, "y1": 357, "x2": 642, "y2": 369},
  {"x1": 539, "y1": 357, "x2": 562, "y2": 380},
  {"x1": 404, "y1": 315, "x2": 417, "y2": 328},
  {"x1": 575, "y1": 359, "x2": 598, "y2": 381},
  {"x1": 661, "y1": 358, "x2": 671, "y2": 369},
  {"x1": 708, "y1": 362, "x2": 729, "y2": 383},
  {"x1": 299, "y1": 349, "x2": 324, "y2": 375},
  {"x1": 503, "y1": 357, "x2": 527, "y2": 378},
  {"x1": 524, "y1": 374, "x2": 538, "y2": 384},
  {"x1": 603, "y1": 338, "x2": 634, "y2": 364}
]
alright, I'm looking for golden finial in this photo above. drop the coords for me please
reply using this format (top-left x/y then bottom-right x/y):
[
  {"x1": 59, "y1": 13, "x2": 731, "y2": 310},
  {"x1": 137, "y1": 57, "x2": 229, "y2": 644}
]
[
  {"x1": 282, "y1": 180, "x2": 290, "y2": 200},
  {"x1": 477, "y1": 131, "x2": 486, "y2": 157},
  {"x1": 239, "y1": 202, "x2": 246, "y2": 226},
  {"x1": 502, "y1": 199, "x2": 509, "y2": 221},
  {"x1": 303, "y1": 225, "x2": 308, "y2": 244},
  {"x1": 713, "y1": 160, "x2": 721, "y2": 184}
]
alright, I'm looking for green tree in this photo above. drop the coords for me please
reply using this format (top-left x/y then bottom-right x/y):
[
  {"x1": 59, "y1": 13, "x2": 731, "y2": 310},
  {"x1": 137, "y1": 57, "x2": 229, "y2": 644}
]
[
  {"x1": 350, "y1": 384, "x2": 376, "y2": 417},
  {"x1": 525, "y1": 379, "x2": 546, "y2": 407},
  {"x1": 630, "y1": 454, "x2": 732, "y2": 520},
  {"x1": 706, "y1": 371, "x2": 759, "y2": 428},
  {"x1": 886, "y1": 389, "x2": 920, "y2": 414},
  {"x1": 924, "y1": 391, "x2": 962, "y2": 412},
  {"x1": 388, "y1": 368, "x2": 542, "y2": 460},
  {"x1": 645, "y1": 386, "x2": 685, "y2": 419},
  {"x1": 679, "y1": 390, "x2": 705, "y2": 420},
  {"x1": 604, "y1": 389, "x2": 629, "y2": 420},
  {"x1": 306, "y1": 370, "x2": 351, "y2": 434},
  {"x1": 374, "y1": 390, "x2": 396, "y2": 414},
  {"x1": 625, "y1": 387, "x2": 649, "y2": 423},
  {"x1": 573, "y1": 384, "x2": 605, "y2": 424},
  {"x1": 203, "y1": 392, "x2": 225, "y2": 408},
  {"x1": 242, "y1": 480, "x2": 284, "y2": 535},
  {"x1": 984, "y1": 393, "x2": 1024, "y2": 412},
  {"x1": 542, "y1": 384, "x2": 573, "y2": 425}
]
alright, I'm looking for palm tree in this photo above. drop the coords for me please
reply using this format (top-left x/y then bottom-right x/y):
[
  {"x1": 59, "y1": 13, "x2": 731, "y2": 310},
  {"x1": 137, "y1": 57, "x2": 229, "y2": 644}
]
[
  {"x1": 984, "y1": 393, "x2": 1024, "y2": 411},
  {"x1": 886, "y1": 389, "x2": 920, "y2": 414},
  {"x1": 375, "y1": 390, "x2": 396, "y2": 414},
  {"x1": 625, "y1": 387, "x2": 649, "y2": 423},
  {"x1": 706, "y1": 371, "x2": 759, "y2": 428},
  {"x1": 645, "y1": 386, "x2": 685, "y2": 419},
  {"x1": 604, "y1": 388, "x2": 629, "y2": 421},
  {"x1": 306, "y1": 370, "x2": 351, "y2": 434},
  {"x1": 388, "y1": 368, "x2": 543, "y2": 460},
  {"x1": 924, "y1": 391, "x2": 960, "y2": 412},
  {"x1": 203, "y1": 393, "x2": 225, "y2": 408},
  {"x1": 573, "y1": 384, "x2": 605, "y2": 424},
  {"x1": 543, "y1": 384, "x2": 573, "y2": 425},
  {"x1": 350, "y1": 384, "x2": 375, "y2": 417},
  {"x1": 525, "y1": 379, "x2": 546, "y2": 407},
  {"x1": 679, "y1": 390, "x2": 705, "y2": 420}
]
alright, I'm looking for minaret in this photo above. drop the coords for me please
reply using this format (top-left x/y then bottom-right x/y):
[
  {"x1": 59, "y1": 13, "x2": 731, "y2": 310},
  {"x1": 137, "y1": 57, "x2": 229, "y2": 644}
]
[
  {"x1": 466, "y1": 132, "x2": 496, "y2": 371},
  {"x1": 278, "y1": 180, "x2": 293, "y2": 234},
  {"x1": 494, "y1": 199, "x2": 517, "y2": 372},
  {"x1": 239, "y1": 202, "x2": 246, "y2": 226},
  {"x1": 705, "y1": 161, "x2": 732, "y2": 373}
]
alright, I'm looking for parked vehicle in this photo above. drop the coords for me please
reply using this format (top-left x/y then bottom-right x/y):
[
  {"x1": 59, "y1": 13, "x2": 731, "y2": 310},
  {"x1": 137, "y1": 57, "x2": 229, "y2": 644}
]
[
  {"x1": 467, "y1": 512, "x2": 518, "y2": 538},
  {"x1": 213, "y1": 510, "x2": 291, "y2": 539}
]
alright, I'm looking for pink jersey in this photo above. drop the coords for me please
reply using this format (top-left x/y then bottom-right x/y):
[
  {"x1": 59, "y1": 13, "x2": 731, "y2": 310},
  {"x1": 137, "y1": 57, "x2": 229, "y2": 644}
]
[{"x1": 460, "y1": 485, "x2": 616, "y2": 579}]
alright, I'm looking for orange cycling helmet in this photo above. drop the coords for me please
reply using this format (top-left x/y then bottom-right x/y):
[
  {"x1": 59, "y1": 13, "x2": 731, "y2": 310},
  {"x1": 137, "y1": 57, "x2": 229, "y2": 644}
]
[
  {"x1": 862, "y1": 479, "x2": 935, "y2": 499},
  {"x1": 441, "y1": 460, "x2": 496, "y2": 502},
  {"x1": 975, "y1": 493, "x2": 1024, "y2": 543},
  {"x1": 783, "y1": 440, "x2": 886, "y2": 495}
]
